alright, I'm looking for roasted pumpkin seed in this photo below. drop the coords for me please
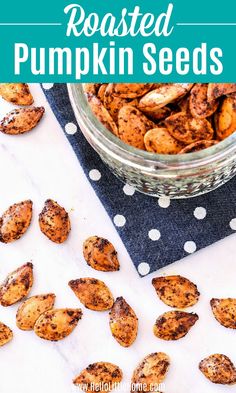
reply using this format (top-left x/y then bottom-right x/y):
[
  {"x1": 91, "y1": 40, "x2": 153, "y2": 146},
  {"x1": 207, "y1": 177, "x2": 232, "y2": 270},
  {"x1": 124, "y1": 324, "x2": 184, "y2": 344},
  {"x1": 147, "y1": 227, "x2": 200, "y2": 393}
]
[
  {"x1": 153, "y1": 311, "x2": 199, "y2": 341},
  {"x1": 199, "y1": 354, "x2": 236, "y2": 384},
  {"x1": 190, "y1": 83, "x2": 218, "y2": 119},
  {"x1": 139, "y1": 83, "x2": 193, "y2": 113},
  {"x1": 111, "y1": 83, "x2": 153, "y2": 98},
  {"x1": 144, "y1": 127, "x2": 184, "y2": 154},
  {"x1": 39, "y1": 199, "x2": 71, "y2": 243},
  {"x1": 34, "y1": 308, "x2": 82, "y2": 341},
  {"x1": 0, "y1": 83, "x2": 33, "y2": 105},
  {"x1": 165, "y1": 112, "x2": 214, "y2": 144},
  {"x1": 208, "y1": 83, "x2": 236, "y2": 102},
  {"x1": 131, "y1": 352, "x2": 170, "y2": 392},
  {"x1": 215, "y1": 96, "x2": 236, "y2": 140},
  {"x1": 0, "y1": 107, "x2": 45, "y2": 135},
  {"x1": 83, "y1": 236, "x2": 119, "y2": 272},
  {"x1": 179, "y1": 140, "x2": 217, "y2": 154},
  {"x1": 0, "y1": 322, "x2": 13, "y2": 347},
  {"x1": 16, "y1": 293, "x2": 56, "y2": 330},
  {"x1": 109, "y1": 296, "x2": 138, "y2": 347},
  {"x1": 87, "y1": 94, "x2": 118, "y2": 136},
  {"x1": 118, "y1": 105, "x2": 155, "y2": 149},
  {"x1": 152, "y1": 275, "x2": 200, "y2": 308},
  {"x1": 73, "y1": 362, "x2": 123, "y2": 392},
  {"x1": 69, "y1": 278, "x2": 113, "y2": 311},
  {"x1": 0, "y1": 200, "x2": 33, "y2": 243},
  {"x1": 210, "y1": 298, "x2": 236, "y2": 329},
  {"x1": 0, "y1": 262, "x2": 33, "y2": 306}
]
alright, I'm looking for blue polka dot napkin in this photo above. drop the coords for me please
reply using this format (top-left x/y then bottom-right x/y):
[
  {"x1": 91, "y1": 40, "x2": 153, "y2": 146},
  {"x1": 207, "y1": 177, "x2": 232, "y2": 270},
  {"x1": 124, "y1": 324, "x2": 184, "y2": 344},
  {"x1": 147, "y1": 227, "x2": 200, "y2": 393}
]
[{"x1": 41, "y1": 83, "x2": 236, "y2": 276}]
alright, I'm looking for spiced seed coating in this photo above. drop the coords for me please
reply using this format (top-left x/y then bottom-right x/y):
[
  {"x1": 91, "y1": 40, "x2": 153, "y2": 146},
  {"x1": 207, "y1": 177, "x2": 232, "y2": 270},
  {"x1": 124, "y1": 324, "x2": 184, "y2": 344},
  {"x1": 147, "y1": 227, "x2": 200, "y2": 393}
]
[
  {"x1": 152, "y1": 275, "x2": 200, "y2": 308},
  {"x1": 179, "y1": 140, "x2": 217, "y2": 154},
  {"x1": 131, "y1": 352, "x2": 170, "y2": 392},
  {"x1": 208, "y1": 83, "x2": 236, "y2": 102},
  {"x1": 0, "y1": 322, "x2": 13, "y2": 347},
  {"x1": 87, "y1": 94, "x2": 118, "y2": 136},
  {"x1": 0, "y1": 83, "x2": 33, "y2": 105},
  {"x1": 199, "y1": 354, "x2": 236, "y2": 384},
  {"x1": 83, "y1": 236, "x2": 120, "y2": 272},
  {"x1": 153, "y1": 310, "x2": 199, "y2": 341},
  {"x1": 34, "y1": 308, "x2": 82, "y2": 341},
  {"x1": 118, "y1": 105, "x2": 155, "y2": 150},
  {"x1": 165, "y1": 112, "x2": 214, "y2": 144},
  {"x1": 69, "y1": 278, "x2": 114, "y2": 311},
  {"x1": 39, "y1": 199, "x2": 71, "y2": 243},
  {"x1": 0, "y1": 200, "x2": 33, "y2": 243},
  {"x1": 109, "y1": 296, "x2": 138, "y2": 347},
  {"x1": 73, "y1": 362, "x2": 123, "y2": 393},
  {"x1": 0, "y1": 107, "x2": 44, "y2": 135},
  {"x1": 190, "y1": 83, "x2": 218, "y2": 119},
  {"x1": 0, "y1": 262, "x2": 33, "y2": 306},
  {"x1": 16, "y1": 293, "x2": 56, "y2": 330},
  {"x1": 210, "y1": 298, "x2": 236, "y2": 329},
  {"x1": 111, "y1": 83, "x2": 153, "y2": 98}
]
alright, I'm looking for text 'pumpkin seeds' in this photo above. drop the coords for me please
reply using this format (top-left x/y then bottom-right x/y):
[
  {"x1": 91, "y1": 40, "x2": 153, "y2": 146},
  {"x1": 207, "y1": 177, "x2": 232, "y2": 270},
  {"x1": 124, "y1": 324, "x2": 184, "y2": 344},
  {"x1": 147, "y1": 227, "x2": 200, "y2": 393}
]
[
  {"x1": 131, "y1": 352, "x2": 170, "y2": 392},
  {"x1": 0, "y1": 263, "x2": 33, "y2": 306},
  {"x1": 69, "y1": 278, "x2": 114, "y2": 311},
  {"x1": 153, "y1": 311, "x2": 199, "y2": 341},
  {"x1": 83, "y1": 236, "x2": 120, "y2": 272},
  {"x1": 73, "y1": 362, "x2": 123, "y2": 393},
  {"x1": 152, "y1": 275, "x2": 200, "y2": 308},
  {"x1": 39, "y1": 199, "x2": 71, "y2": 243},
  {"x1": 0, "y1": 200, "x2": 33, "y2": 243},
  {"x1": 0, "y1": 107, "x2": 45, "y2": 135},
  {"x1": 199, "y1": 354, "x2": 236, "y2": 385},
  {"x1": 34, "y1": 308, "x2": 82, "y2": 341},
  {"x1": 16, "y1": 293, "x2": 56, "y2": 330},
  {"x1": 109, "y1": 296, "x2": 138, "y2": 347}
]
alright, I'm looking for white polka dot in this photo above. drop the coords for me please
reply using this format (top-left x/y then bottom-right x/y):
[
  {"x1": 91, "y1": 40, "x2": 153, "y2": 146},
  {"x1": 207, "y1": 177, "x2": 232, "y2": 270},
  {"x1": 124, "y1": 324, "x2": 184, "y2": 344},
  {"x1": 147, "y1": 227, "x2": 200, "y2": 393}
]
[
  {"x1": 138, "y1": 262, "x2": 150, "y2": 276},
  {"x1": 158, "y1": 196, "x2": 170, "y2": 208},
  {"x1": 123, "y1": 184, "x2": 135, "y2": 196},
  {"x1": 194, "y1": 207, "x2": 207, "y2": 220},
  {"x1": 230, "y1": 218, "x2": 236, "y2": 230},
  {"x1": 113, "y1": 214, "x2": 126, "y2": 227},
  {"x1": 65, "y1": 122, "x2": 77, "y2": 135},
  {"x1": 148, "y1": 229, "x2": 161, "y2": 241},
  {"x1": 184, "y1": 241, "x2": 197, "y2": 254},
  {"x1": 42, "y1": 83, "x2": 54, "y2": 90},
  {"x1": 89, "y1": 169, "x2": 101, "y2": 181}
]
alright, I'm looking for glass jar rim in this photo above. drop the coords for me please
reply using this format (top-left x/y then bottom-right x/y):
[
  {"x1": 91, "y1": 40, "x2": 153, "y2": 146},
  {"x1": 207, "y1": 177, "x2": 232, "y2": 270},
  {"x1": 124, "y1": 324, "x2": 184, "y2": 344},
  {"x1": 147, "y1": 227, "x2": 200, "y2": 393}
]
[{"x1": 68, "y1": 83, "x2": 236, "y2": 170}]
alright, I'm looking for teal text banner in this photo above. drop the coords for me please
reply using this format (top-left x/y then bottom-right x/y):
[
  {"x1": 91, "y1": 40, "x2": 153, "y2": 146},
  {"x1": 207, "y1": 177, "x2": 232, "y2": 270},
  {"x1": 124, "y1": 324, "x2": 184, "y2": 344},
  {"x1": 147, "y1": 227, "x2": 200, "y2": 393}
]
[{"x1": 0, "y1": 0, "x2": 235, "y2": 81}]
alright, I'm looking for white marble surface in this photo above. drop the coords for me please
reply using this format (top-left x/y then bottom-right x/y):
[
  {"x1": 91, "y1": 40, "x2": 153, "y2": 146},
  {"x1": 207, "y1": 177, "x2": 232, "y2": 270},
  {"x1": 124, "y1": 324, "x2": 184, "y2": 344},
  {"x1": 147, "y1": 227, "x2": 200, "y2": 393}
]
[{"x1": 0, "y1": 84, "x2": 236, "y2": 393}]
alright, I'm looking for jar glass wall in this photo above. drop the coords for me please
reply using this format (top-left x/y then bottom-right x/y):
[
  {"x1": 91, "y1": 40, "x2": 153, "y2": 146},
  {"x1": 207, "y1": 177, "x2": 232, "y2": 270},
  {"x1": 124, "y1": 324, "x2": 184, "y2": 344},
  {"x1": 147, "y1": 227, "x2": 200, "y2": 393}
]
[{"x1": 68, "y1": 84, "x2": 236, "y2": 199}]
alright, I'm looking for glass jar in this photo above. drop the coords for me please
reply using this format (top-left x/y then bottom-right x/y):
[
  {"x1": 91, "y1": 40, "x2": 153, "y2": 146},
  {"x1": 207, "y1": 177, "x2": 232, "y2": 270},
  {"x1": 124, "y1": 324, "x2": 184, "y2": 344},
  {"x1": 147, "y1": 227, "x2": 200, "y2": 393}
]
[{"x1": 68, "y1": 83, "x2": 236, "y2": 199}]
